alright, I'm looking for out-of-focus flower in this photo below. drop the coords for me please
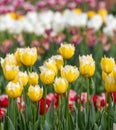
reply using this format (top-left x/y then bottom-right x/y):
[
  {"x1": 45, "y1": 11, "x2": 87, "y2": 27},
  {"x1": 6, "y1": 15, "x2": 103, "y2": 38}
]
[
  {"x1": 61, "y1": 65, "x2": 80, "y2": 83},
  {"x1": 6, "y1": 81, "x2": 23, "y2": 98},
  {"x1": 104, "y1": 73, "x2": 116, "y2": 92},
  {"x1": 79, "y1": 55, "x2": 95, "y2": 77},
  {"x1": 93, "y1": 93, "x2": 106, "y2": 109},
  {"x1": 0, "y1": 40, "x2": 13, "y2": 54},
  {"x1": 0, "y1": 108, "x2": 6, "y2": 121},
  {"x1": 98, "y1": 9, "x2": 107, "y2": 22},
  {"x1": 13, "y1": 71, "x2": 28, "y2": 87},
  {"x1": 17, "y1": 96, "x2": 25, "y2": 111},
  {"x1": 40, "y1": 67, "x2": 55, "y2": 85},
  {"x1": 68, "y1": 27, "x2": 78, "y2": 35},
  {"x1": 46, "y1": 93, "x2": 58, "y2": 109},
  {"x1": 73, "y1": 8, "x2": 82, "y2": 14},
  {"x1": 69, "y1": 89, "x2": 77, "y2": 111},
  {"x1": 71, "y1": 34, "x2": 82, "y2": 45},
  {"x1": 101, "y1": 56, "x2": 115, "y2": 74},
  {"x1": 112, "y1": 91, "x2": 116, "y2": 103},
  {"x1": 51, "y1": 55, "x2": 64, "y2": 70},
  {"x1": 77, "y1": 92, "x2": 87, "y2": 105},
  {"x1": 28, "y1": 85, "x2": 43, "y2": 102},
  {"x1": 59, "y1": 43, "x2": 75, "y2": 59},
  {"x1": 87, "y1": 15, "x2": 103, "y2": 31},
  {"x1": 28, "y1": 72, "x2": 38, "y2": 85},
  {"x1": 53, "y1": 33, "x2": 65, "y2": 45},
  {"x1": 0, "y1": 95, "x2": 8, "y2": 107},
  {"x1": 20, "y1": 47, "x2": 37, "y2": 66},
  {"x1": 39, "y1": 97, "x2": 49, "y2": 115},
  {"x1": 54, "y1": 77, "x2": 68, "y2": 94},
  {"x1": 87, "y1": 11, "x2": 96, "y2": 19},
  {"x1": 9, "y1": 12, "x2": 24, "y2": 20}
]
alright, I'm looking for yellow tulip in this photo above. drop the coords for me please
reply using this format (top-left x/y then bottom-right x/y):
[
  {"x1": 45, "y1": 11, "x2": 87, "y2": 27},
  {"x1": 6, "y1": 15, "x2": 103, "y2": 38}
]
[
  {"x1": 54, "y1": 77, "x2": 68, "y2": 94},
  {"x1": 51, "y1": 55, "x2": 64, "y2": 70},
  {"x1": 79, "y1": 55, "x2": 95, "y2": 77},
  {"x1": 104, "y1": 73, "x2": 116, "y2": 92},
  {"x1": 1, "y1": 54, "x2": 17, "y2": 67},
  {"x1": 28, "y1": 72, "x2": 39, "y2": 85},
  {"x1": 2, "y1": 64, "x2": 19, "y2": 81},
  {"x1": 101, "y1": 56, "x2": 115, "y2": 74},
  {"x1": 59, "y1": 43, "x2": 75, "y2": 59},
  {"x1": 44, "y1": 59, "x2": 58, "y2": 75},
  {"x1": 113, "y1": 65, "x2": 116, "y2": 80},
  {"x1": 98, "y1": 9, "x2": 107, "y2": 22},
  {"x1": 40, "y1": 68, "x2": 55, "y2": 85},
  {"x1": 20, "y1": 47, "x2": 37, "y2": 66},
  {"x1": 28, "y1": 85, "x2": 43, "y2": 101},
  {"x1": 9, "y1": 12, "x2": 24, "y2": 20},
  {"x1": 13, "y1": 71, "x2": 28, "y2": 87},
  {"x1": 15, "y1": 48, "x2": 22, "y2": 66},
  {"x1": 6, "y1": 81, "x2": 23, "y2": 98},
  {"x1": 102, "y1": 71, "x2": 107, "y2": 81},
  {"x1": 87, "y1": 11, "x2": 96, "y2": 19},
  {"x1": 73, "y1": 8, "x2": 82, "y2": 14},
  {"x1": 61, "y1": 65, "x2": 80, "y2": 83}
]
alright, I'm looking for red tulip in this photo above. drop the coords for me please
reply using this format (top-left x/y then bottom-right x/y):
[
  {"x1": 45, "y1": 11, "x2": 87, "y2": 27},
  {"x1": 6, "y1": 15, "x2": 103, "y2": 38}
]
[
  {"x1": 17, "y1": 97, "x2": 25, "y2": 112},
  {"x1": 0, "y1": 108, "x2": 5, "y2": 121},
  {"x1": 0, "y1": 95, "x2": 8, "y2": 108},
  {"x1": 93, "y1": 93, "x2": 106, "y2": 109}
]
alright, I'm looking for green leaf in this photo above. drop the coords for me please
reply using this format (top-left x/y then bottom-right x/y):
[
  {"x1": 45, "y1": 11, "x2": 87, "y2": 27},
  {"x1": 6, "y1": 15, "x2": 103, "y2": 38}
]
[
  {"x1": 46, "y1": 101, "x2": 54, "y2": 129},
  {"x1": 6, "y1": 116, "x2": 15, "y2": 130}
]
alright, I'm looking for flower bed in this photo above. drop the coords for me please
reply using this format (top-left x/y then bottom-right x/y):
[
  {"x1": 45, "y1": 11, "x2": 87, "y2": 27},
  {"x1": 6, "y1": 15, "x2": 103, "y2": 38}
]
[{"x1": 0, "y1": 43, "x2": 116, "y2": 130}]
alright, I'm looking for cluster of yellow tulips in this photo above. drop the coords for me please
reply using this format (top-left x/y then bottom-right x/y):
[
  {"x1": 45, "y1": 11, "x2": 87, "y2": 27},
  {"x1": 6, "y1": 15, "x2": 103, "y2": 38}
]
[{"x1": 101, "y1": 56, "x2": 116, "y2": 92}]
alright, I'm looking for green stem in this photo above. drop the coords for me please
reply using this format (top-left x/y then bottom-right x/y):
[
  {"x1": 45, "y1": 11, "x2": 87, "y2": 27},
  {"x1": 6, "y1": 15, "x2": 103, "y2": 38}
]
[
  {"x1": 33, "y1": 102, "x2": 36, "y2": 130},
  {"x1": 107, "y1": 92, "x2": 111, "y2": 130},
  {"x1": 8, "y1": 97, "x2": 11, "y2": 130},
  {"x1": 58, "y1": 94, "x2": 61, "y2": 129},
  {"x1": 66, "y1": 83, "x2": 70, "y2": 120},
  {"x1": 13, "y1": 99, "x2": 16, "y2": 129},
  {"x1": 44, "y1": 86, "x2": 47, "y2": 120},
  {"x1": 86, "y1": 78, "x2": 90, "y2": 103}
]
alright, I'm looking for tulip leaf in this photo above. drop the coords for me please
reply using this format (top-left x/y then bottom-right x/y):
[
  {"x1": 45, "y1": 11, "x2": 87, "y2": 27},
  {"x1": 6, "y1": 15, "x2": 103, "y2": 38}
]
[
  {"x1": 46, "y1": 101, "x2": 54, "y2": 129},
  {"x1": 6, "y1": 116, "x2": 15, "y2": 130}
]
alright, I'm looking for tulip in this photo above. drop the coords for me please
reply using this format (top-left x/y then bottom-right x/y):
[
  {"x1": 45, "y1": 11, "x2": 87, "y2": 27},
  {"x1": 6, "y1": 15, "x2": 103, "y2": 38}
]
[
  {"x1": 59, "y1": 43, "x2": 75, "y2": 59},
  {"x1": 20, "y1": 47, "x2": 37, "y2": 66},
  {"x1": 6, "y1": 82, "x2": 23, "y2": 98},
  {"x1": 104, "y1": 73, "x2": 116, "y2": 92},
  {"x1": 13, "y1": 71, "x2": 28, "y2": 87},
  {"x1": 15, "y1": 48, "x2": 22, "y2": 66},
  {"x1": 28, "y1": 85, "x2": 43, "y2": 102},
  {"x1": 61, "y1": 65, "x2": 80, "y2": 83},
  {"x1": 0, "y1": 108, "x2": 5, "y2": 121},
  {"x1": 0, "y1": 95, "x2": 8, "y2": 107},
  {"x1": 98, "y1": 9, "x2": 107, "y2": 22},
  {"x1": 79, "y1": 55, "x2": 95, "y2": 77},
  {"x1": 93, "y1": 93, "x2": 106, "y2": 109},
  {"x1": 17, "y1": 96, "x2": 25, "y2": 111},
  {"x1": 87, "y1": 11, "x2": 96, "y2": 19},
  {"x1": 1, "y1": 54, "x2": 17, "y2": 66},
  {"x1": 101, "y1": 56, "x2": 115, "y2": 74},
  {"x1": 51, "y1": 55, "x2": 64, "y2": 70},
  {"x1": 40, "y1": 68, "x2": 55, "y2": 85},
  {"x1": 39, "y1": 97, "x2": 49, "y2": 115},
  {"x1": 53, "y1": 77, "x2": 68, "y2": 94},
  {"x1": 44, "y1": 58, "x2": 58, "y2": 75},
  {"x1": 28, "y1": 72, "x2": 38, "y2": 85},
  {"x1": 73, "y1": 8, "x2": 82, "y2": 14},
  {"x1": 2, "y1": 64, "x2": 19, "y2": 81}
]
